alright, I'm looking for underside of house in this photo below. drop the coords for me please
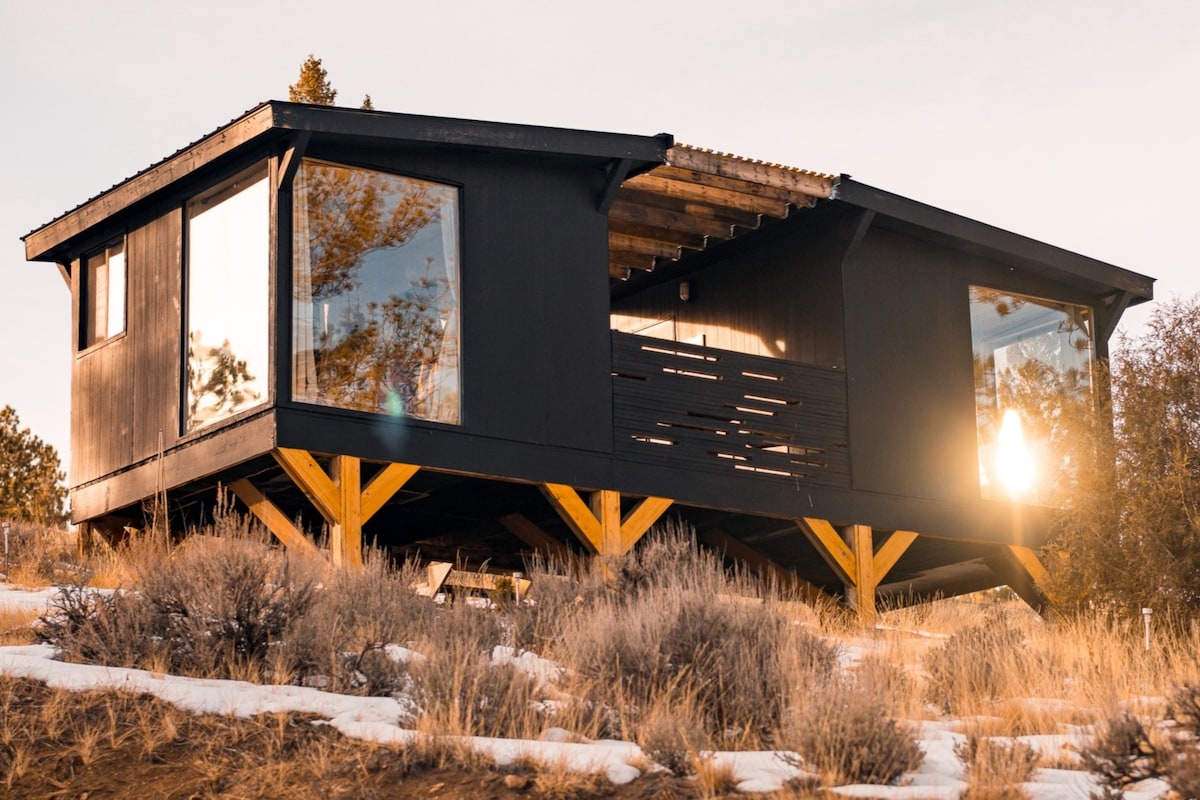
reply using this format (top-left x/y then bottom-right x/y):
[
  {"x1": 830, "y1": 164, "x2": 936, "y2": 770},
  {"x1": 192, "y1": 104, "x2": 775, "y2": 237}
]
[{"x1": 23, "y1": 102, "x2": 1154, "y2": 615}]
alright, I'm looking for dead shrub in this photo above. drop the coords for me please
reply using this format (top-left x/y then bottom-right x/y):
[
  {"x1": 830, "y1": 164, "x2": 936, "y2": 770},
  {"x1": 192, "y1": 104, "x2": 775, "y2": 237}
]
[
  {"x1": 547, "y1": 522, "x2": 837, "y2": 746},
  {"x1": 956, "y1": 732, "x2": 1039, "y2": 800},
  {"x1": 923, "y1": 618, "x2": 1026, "y2": 714},
  {"x1": 41, "y1": 512, "x2": 316, "y2": 681},
  {"x1": 1080, "y1": 711, "x2": 1159, "y2": 787},
  {"x1": 780, "y1": 676, "x2": 924, "y2": 786},
  {"x1": 284, "y1": 548, "x2": 431, "y2": 694}
]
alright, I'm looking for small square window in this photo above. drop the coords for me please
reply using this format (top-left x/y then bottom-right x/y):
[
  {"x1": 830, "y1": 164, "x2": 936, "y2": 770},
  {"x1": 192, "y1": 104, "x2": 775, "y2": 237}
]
[{"x1": 83, "y1": 241, "x2": 126, "y2": 347}]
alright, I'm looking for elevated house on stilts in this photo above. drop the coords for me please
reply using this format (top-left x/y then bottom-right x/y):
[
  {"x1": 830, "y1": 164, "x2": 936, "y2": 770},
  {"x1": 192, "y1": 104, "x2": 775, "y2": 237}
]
[{"x1": 24, "y1": 102, "x2": 1154, "y2": 616}]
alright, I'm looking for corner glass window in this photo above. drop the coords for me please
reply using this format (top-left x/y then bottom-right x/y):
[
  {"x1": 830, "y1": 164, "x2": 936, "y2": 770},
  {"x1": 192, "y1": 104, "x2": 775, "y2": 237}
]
[
  {"x1": 82, "y1": 241, "x2": 125, "y2": 347},
  {"x1": 970, "y1": 286, "x2": 1094, "y2": 505},
  {"x1": 292, "y1": 159, "x2": 460, "y2": 424},
  {"x1": 185, "y1": 165, "x2": 270, "y2": 431}
]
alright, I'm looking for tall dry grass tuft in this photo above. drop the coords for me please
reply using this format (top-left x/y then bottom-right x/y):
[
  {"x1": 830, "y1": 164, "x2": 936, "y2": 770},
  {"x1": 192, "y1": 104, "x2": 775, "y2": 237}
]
[
  {"x1": 537, "y1": 519, "x2": 838, "y2": 749},
  {"x1": 779, "y1": 674, "x2": 924, "y2": 787}
]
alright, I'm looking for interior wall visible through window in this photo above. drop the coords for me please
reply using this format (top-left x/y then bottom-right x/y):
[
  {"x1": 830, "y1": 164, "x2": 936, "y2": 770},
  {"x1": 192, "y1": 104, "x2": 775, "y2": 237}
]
[
  {"x1": 185, "y1": 164, "x2": 270, "y2": 432},
  {"x1": 82, "y1": 240, "x2": 125, "y2": 348},
  {"x1": 291, "y1": 158, "x2": 461, "y2": 425},
  {"x1": 969, "y1": 286, "x2": 1095, "y2": 506}
]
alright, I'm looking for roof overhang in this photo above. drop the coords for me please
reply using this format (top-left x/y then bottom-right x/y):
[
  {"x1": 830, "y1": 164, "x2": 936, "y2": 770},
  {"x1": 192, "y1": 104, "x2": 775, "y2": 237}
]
[
  {"x1": 24, "y1": 101, "x2": 673, "y2": 265},
  {"x1": 832, "y1": 177, "x2": 1154, "y2": 305}
]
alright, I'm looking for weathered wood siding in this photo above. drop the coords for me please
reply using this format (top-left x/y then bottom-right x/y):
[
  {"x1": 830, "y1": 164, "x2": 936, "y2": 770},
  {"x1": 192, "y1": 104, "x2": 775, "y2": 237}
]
[{"x1": 71, "y1": 211, "x2": 182, "y2": 486}]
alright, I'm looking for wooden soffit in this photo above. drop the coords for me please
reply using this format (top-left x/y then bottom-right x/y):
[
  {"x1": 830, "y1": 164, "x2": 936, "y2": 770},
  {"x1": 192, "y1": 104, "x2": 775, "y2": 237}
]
[{"x1": 607, "y1": 145, "x2": 836, "y2": 280}]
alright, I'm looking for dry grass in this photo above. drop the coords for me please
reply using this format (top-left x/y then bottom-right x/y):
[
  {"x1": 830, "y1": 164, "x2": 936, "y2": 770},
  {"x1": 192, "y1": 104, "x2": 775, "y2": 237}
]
[{"x1": 13, "y1": 514, "x2": 1200, "y2": 796}]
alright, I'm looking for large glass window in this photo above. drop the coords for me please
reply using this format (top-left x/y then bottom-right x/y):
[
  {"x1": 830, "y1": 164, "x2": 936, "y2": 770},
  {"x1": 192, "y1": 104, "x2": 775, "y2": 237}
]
[
  {"x1": 83, "y1": 240, "x2": 125, "y2": 347},
  {"x1": 970, "y1": 286, "x2": 1094, "y2": 505},
  {"x1": 292, "y1": 159, "x2": 460, "y2": 424},
  {"x1": 185, "y1": 165, "x2": 270, "y2": 431}
]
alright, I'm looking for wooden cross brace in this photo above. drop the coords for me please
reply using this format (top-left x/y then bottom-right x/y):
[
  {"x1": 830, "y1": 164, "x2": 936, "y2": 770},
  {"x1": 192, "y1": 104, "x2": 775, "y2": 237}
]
[
  {"x1": 229, "y1": 448, "x2": 419, "y2": 568},
  {"x1": 540, "y1": 484, "x2": 672, "y2": 557},
  {"x1": 797, "y1": 518, "x2": 918, "y2": 621}
]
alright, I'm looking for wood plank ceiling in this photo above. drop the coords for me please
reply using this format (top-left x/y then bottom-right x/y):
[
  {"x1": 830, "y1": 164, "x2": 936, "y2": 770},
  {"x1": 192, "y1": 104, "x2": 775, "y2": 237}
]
[{"x1": 608, "y1": 145, "x2": 837, "y2": 280}]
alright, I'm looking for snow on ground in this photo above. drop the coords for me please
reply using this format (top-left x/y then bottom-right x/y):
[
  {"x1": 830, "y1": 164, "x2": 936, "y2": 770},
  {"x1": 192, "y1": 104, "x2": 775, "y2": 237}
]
[{"x1": 0, "y1": 585, "x2": 1172, "y2": 797}]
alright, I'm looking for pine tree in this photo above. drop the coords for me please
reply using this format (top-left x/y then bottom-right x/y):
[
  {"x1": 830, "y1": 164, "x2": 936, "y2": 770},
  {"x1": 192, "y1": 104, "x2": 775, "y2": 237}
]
[
  {"x1": 289, "y1": 54, "x2": 337, "y2": 106},
  {"x1": 0, "y1": 406, "x2": 66, "y2": 525}
]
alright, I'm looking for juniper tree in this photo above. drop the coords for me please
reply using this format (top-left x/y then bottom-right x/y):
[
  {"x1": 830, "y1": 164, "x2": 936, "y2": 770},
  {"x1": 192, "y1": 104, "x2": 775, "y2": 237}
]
[{"x1": 0, "y1": 405, "x2": 66, "y2": 525}]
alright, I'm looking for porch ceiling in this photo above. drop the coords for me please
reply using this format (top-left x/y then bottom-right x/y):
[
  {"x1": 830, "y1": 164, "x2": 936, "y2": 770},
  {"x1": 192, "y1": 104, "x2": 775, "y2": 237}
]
[{"x1": 607, "y1": 145, "x2": 837, "y2": 280}]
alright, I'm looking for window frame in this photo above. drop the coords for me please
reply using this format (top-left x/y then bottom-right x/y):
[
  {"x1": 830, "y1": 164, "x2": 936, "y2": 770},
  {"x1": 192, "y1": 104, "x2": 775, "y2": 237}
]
[
  {"x1": 79, "y1": 238, "x2": 127, "y2": 351},
  {"x1": 182, "y1": 161, "x2": 272, "y2": 433},
  {"x1": 288, "y1": 156, "x2": 464, "y2": 426}
]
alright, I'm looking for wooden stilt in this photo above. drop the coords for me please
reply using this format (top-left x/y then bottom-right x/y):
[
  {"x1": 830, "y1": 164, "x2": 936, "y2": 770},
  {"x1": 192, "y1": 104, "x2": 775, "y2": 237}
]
[
  {"x1": 330, "y1": 455, "x2": 362, "y2": 569},
  {"x1": 986, "y1": 544, "x2": 1051, "y2": 616},
  {"x1": 590, "y1": 490, "x2": 622, "y2": 556},
  {"x1": 229, "y1": 450, "x2": 420, "y2": 566},
  {"x1": 797, "y1": 518, "x2": 919, "y2": 623},
  {"x1": 846, "y1": 524, "x2": 876, "y2": 622},
  {"x1": 541, "y1": 484, "x2": 672, "y2": 557}
]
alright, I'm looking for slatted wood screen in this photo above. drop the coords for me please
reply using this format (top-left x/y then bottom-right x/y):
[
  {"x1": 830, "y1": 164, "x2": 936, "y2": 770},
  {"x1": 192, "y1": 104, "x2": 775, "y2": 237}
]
[{"x1": 612, "y1": 332, "x2": 850, "y2": 488}]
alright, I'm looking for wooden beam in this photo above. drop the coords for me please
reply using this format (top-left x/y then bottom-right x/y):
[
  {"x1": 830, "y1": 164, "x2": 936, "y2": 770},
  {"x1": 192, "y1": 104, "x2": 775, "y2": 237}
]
[
  {"x1": 873, "y1": 530, "x2": 918, "y2": 580},
  {"x1": 847, "y1": 524, "x2": 877, "y2": 621},
  {"x1": 625, "y1": 173, "x2": 788, "y2": 217},
  {"x1": 797, "y1": 517, "x2": 856, "y2": 586},
  {"x1": 610, "y1": 198, "x2": 733, "y2": 240},
  {"x1": 590, "y1": 490, "x2": 623, "y2": 556},
  {"x1": 698, "y1": 528, "x2": 832, "y2": 605},
  {"x1": 541, "y1": 484, "x2": 603, "y2": 554},
  {"x1": 1007, "y1": 545, "x2": 1051, "y2": 586},
  {"x1": 609, "y1": 250, "x2": 656, "y2": 273},
  {"x1": 608, "y1": 218, "x2": 707, "y2": 250},
  {"x1": 273, "y1": 448, "x2": 339, "y2": 523},
  {"x1": 228, "y1": 478, "x2": 321, "y2": 559},
  {"x1": 666, "y1": 147, "x2": 835, "y2": 198},
  {"x1": 330, "y1": 455, "x2": 362, "y2": 569},
  {"x1": 361, "y1": 462, "x2": 419, "y2": 522},
  {"x1": 423, "y1": 562, "x2": 454, "y2": 596},
  {"x1": 619, "y1": 496, "x2": 672, "y2": 554},
  {"x1": 646, "y1": 165, "x2": 823, "y2": 207},
  {"x1": 497, "y1": 512, "x2": 575, "y2": 565},
  {"x1": 616, "y1": 186, "x2": 763, "y2": 229},
  {"x1": 609, "y1": 232, "x2": 681, "y2": 260}
]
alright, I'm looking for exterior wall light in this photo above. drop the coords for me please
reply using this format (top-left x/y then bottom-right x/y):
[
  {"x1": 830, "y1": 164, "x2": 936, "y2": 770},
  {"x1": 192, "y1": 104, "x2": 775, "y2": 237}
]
[{"x1": 679, "y1": 281, "x2": 691, "y2": 303}]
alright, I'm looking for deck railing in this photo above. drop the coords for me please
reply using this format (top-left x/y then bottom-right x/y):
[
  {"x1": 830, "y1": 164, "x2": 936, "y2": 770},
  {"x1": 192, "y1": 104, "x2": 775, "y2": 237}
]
[{"x1": 611, "y1": 332, "x2": 851, "y2": 489}]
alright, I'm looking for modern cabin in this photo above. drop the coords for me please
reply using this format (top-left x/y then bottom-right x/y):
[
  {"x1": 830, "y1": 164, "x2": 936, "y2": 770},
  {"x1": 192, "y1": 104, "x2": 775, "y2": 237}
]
[{"x1": 23, "y1": 101, "x2": 1154, "y2": 614}]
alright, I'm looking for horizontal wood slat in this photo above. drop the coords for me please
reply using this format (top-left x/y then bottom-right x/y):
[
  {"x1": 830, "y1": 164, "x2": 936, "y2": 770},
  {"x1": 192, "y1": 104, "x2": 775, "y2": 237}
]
[{"x1": 612, "y1": 332, "x2": 850, "y2": 488}]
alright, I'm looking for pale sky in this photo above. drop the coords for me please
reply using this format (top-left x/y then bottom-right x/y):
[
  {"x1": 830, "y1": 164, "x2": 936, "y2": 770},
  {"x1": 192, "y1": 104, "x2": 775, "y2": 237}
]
[{"x1": 3, "y1": 0, "x2": 1197, "y2": 472}]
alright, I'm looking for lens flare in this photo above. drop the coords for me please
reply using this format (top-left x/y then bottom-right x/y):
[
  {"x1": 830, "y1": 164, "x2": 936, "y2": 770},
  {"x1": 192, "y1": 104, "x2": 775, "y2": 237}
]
[{"x1": 996, "y1": 408, "x2": 1034, "y2": 498}]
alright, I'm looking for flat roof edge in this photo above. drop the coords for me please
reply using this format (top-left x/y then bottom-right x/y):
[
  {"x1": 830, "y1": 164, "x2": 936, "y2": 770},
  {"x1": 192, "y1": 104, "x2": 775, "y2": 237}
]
[
  {"x1": 24, "y1": 101, "x2": 673, "y2": 263},
  {"x1": 834, "y1": 177, "x2": 1155, "y2": 302}
]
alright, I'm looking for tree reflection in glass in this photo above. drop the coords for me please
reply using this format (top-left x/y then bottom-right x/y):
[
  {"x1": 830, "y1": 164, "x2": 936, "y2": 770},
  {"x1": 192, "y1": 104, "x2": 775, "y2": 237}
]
[
  {"x1": 292, "y1": 160, "x2": 460, "y2": 424},
  {"x1": 970, "y1": 286, "x2": 1095, "y2": 506}
]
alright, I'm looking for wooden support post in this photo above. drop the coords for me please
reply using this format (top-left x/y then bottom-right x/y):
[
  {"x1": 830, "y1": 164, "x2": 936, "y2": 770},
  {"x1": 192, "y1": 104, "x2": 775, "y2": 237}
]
[
  {"x1": 246, "y1": 449, "x2": 420, "y2": 567},
  {"x1": 845, "y1": 524, "x2": 876, "y2": 622},
  {"x1": 986, "y1": 545, "x2": 1052, "y2": 616},
  {"x1": 590, "y1": 490, "x2": 623, "y2": 557},
  {"x1": 330, "y1": 455, "x2": 362, "y2": 569},
  {"x1": 798, "y1": 518, "x2": 920, "y2": 623},
  {"x1": 541, "y1": 484, "x2": 672, "y2": 558}
]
